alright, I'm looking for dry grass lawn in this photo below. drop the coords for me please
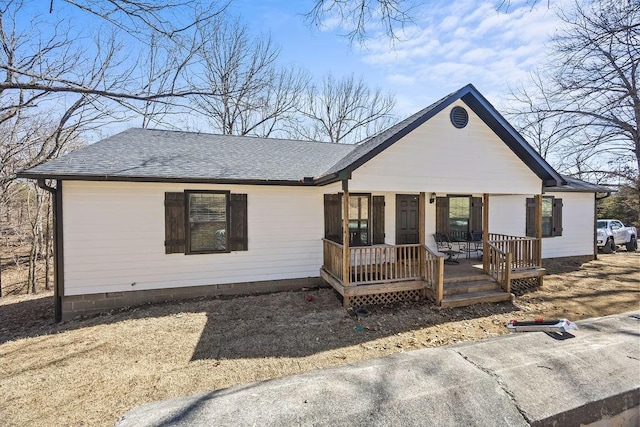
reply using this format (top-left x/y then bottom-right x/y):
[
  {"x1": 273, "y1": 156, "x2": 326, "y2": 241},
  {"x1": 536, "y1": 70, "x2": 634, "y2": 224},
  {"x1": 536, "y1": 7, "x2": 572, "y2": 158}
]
[{"x1": 1, "y1": 253, "x2": 638, "y2": 426}]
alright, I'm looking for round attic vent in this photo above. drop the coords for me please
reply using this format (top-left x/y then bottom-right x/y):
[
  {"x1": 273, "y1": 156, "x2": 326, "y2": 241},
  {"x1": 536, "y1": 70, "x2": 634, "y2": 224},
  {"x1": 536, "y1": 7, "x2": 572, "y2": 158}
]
[{"x1": 450, "y1": 106, "x2": 469, "y2": 128}]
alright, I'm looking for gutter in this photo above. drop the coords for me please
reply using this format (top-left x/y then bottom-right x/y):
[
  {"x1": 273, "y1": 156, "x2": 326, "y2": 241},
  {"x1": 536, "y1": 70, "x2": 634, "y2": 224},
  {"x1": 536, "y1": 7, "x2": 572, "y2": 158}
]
[
  {"x1": 596, "y1": 191, "x2": 613, "y2": 201},
  {"x1": 36, "y1": 179, "x2": 63, "y2": 323},
  {"x1": 19, "y1": 173, "x2": 317, "y2": 187}
]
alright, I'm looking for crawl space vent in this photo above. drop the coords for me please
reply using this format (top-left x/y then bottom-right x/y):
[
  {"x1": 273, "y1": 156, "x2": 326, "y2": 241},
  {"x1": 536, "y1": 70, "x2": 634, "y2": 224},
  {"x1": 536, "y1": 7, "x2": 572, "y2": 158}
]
[{"x1": 450, "y1": 106, "x2": 469, "y2": 129}]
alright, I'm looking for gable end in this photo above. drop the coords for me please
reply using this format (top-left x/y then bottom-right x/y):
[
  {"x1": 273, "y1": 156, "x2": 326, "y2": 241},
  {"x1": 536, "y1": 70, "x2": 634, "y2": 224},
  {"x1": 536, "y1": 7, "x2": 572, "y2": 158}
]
[{"x1": 319, "y1": 84, "x2": 565, "y2": 188}]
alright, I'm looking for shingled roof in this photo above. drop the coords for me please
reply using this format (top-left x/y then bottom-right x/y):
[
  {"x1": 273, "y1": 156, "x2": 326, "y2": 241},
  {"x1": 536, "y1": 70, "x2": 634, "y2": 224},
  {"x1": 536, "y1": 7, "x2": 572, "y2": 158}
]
[
  {"x1": 20, "y1": 129, "x2": 354, "y2": 184},
  {"x1": 21, "y1": 84, "x2": 573, "y2": 188},
  {"x1": 545, "y1": 175, "x2": 613, "y2": 193}
]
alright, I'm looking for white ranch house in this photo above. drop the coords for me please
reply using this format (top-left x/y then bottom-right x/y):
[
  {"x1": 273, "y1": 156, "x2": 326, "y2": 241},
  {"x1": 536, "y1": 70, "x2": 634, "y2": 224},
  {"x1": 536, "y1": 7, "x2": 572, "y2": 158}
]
[{"x1": 20, "y1": 84, "x2": 610, "y2": 321}]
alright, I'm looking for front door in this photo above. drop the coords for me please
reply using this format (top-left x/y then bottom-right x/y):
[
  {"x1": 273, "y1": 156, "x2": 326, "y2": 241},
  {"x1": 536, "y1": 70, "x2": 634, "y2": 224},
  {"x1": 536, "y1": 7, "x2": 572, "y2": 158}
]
[{"x1": 396, "y1": 194, "x2": 419, "y2": 244}]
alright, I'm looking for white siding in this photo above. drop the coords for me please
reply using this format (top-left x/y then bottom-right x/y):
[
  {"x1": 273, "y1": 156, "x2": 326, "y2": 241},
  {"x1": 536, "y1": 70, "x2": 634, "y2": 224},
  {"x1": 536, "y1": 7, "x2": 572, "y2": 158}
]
[
  {"x1": 489, "y1": 195, "x2": 526, "y2": 236},
  {"x1": 62, "y1": 181, "x2": 324, "y2": 296},
  {"x1": 348, "y1": 101, "x2": 542, "y2": 195},
  {"x1": 488, "y1": 193, "x2": 595, "y2": 258},
  {"x1": 542, "y1": 192, "x2": 595, "y2": 258}
]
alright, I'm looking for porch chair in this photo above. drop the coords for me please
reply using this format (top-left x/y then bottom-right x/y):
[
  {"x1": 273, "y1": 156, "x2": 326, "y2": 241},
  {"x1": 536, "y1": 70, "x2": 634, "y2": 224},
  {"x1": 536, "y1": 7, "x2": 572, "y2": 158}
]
[
  {"x1": 466, "y1": 231, "x2": 483, "y2": 260},
  {"x1": 433, "y1": 233, "x2": 462, "y2": 264}
]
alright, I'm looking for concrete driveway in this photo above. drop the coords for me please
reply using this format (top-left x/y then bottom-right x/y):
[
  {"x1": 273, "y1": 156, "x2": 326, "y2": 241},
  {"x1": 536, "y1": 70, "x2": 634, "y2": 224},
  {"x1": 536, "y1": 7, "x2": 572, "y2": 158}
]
[{"x1": 116, "y1": 312, "x2": 640, "y2": 427}]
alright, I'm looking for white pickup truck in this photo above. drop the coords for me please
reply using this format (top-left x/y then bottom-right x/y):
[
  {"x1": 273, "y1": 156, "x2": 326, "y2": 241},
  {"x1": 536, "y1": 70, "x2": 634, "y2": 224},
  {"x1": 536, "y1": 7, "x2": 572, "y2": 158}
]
[{"x1": 597, "y1": 219, "x2": 637, "y2": 253}]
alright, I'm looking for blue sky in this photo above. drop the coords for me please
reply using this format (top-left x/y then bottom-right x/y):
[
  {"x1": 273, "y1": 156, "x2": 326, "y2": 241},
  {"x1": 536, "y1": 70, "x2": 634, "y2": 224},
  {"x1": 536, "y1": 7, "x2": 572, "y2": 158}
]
[
  {"x1": 14, "y1": 0, "x2": 569, "y2": 135},
  {"x1": 227, "y1": 0, "x2": 568, "y2": 117}
]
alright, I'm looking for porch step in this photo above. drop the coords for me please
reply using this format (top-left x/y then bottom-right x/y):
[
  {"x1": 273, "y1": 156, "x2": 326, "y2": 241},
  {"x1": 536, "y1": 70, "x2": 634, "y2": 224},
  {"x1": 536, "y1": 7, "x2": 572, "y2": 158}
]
[
  {"x1": 440, "y1": 290, "x2": 511, "y2": 308},
  {"x1": 443, "y1": 273, "x2": 489, "y2": 284},
  {"x1": 443, "y1": 280, "x2": 501, "y2": 296}
]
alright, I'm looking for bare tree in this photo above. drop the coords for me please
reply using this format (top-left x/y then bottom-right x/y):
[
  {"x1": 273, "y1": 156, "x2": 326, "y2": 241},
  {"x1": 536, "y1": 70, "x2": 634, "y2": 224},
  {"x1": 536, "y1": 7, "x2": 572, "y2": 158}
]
[
  {"x1": 55, "y1": 0, "x2": 228, "y2": 38},
  {"x1": 190, "y1": 18, "x2": 309, "y2": 137},
  {"x1": 304, "y1": 0, "x2": 548, "y2": 44},
  {"x1": 507, "y1": 70, "x2": 583, "y2": 163},
  {"x1": 508, "y1": 0, "x2": 640, "y2": 221},
  {"x1": 511, "y1": 1, "x2": 639, "y2": 174},
  {"x1": 305, "y1": 0, "x2": 415, "y2": 44},
  {"x1": 0, "y1": 0, "x2": 226, "y2": 295},
  {"x1": 0, "y1": 1, "x2": 227, "y2": 105},
  {"x1": 294, "y1": 73, "x2": 396, "y2": 144},
  {"x1": 132, "y1": 30, "x2": 209, "y2": 129}
]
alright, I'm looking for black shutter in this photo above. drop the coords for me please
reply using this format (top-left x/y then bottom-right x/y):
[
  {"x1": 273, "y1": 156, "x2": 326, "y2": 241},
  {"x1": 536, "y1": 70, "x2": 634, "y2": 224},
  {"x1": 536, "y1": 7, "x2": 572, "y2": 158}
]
[
  {"x1": 165, "y1": 192, "x2": 185, "y2": 254},
  {"x1": 470, "y1": 197, "x2": 483, "y2": 233},
  {"x1": 324, "y1": 194, "x2": 342, "y2": 243},
  {"x1": 435, "y1": 197, "x2": 449, "y2": 234},
  {"x1": 525, "y1": 197, "x2": 536, "y2": 237},
  {"x1": 229, "y1": 193, "x2": 248, "y2": 251},
  {"x1": 372, "y1": 195, "x2": 385, "y2": 244},
  {"x1": 553, "y1": 198, "x2": 563, "y2": 236}
]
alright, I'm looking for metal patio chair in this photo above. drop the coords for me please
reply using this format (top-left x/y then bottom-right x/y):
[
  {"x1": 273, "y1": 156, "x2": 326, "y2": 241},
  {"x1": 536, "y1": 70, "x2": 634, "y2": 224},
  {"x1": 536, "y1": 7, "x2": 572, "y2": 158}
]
[{"x1": 433, "y1": 233, "x2": 462, "y2": 264}]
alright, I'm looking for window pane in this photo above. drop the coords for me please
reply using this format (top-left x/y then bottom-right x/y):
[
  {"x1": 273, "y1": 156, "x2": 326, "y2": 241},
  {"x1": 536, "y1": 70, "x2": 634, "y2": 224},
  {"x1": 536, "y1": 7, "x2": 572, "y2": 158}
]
[
  {"x1": 347, "y1": 195, "x2": 370, "y2": 246},
  {"x1": 449, "y1": 197, "x2": 470, "y2": 240},
  {"x1": 190, "y1": 222, "x2": 227, "y2": 252},
  {"x1": 189, "y1": 193, "x2": 227, "y2": 252},
  {"x1": 348, "y1": 219, "x2": 369, "y2": 246},
  {"x1": 348, "y1": 195, "x2": 369, "y2": 220},
  {"x1": 349, "y1": 196, "x2": 359, "y2": 219},
  {"x1": 190, "y1": 193, "x2": 226, "y2": 222},
  {"x1": 542, "y1": 198, "x2": 553, "y2": 237},
  {"x1": 359, "y1": 197, "x2": 368, "y2": 219}
]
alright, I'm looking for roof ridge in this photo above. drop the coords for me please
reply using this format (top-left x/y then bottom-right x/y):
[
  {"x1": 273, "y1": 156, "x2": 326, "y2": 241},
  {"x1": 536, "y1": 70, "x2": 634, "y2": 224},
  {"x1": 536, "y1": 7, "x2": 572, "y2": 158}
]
[{"x1": 128, "y1": 127, "x2": 355, "y2": 148}]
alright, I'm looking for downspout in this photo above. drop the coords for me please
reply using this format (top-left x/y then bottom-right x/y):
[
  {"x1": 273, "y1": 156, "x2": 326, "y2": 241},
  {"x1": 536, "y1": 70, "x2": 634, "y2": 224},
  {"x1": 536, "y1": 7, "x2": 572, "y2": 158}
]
[{"x1": 37, "y1": 179, "x2": 63, "y2": 323}]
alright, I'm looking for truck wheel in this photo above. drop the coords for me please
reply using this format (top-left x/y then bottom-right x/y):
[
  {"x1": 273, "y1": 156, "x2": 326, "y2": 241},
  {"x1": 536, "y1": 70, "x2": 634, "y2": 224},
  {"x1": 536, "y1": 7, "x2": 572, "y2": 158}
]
[
  {"x1": 602, "y1": 238, "x2": 615, "y2": 254},
  {"x1": 625, "y1": 237, "x2": 637, "y2": 252}
]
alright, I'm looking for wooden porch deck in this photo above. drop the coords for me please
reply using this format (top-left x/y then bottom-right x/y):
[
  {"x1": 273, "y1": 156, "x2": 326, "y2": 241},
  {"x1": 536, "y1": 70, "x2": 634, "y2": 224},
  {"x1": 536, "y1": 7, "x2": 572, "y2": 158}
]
[{"x1": 321, "y1": 235, "x2": 545, "y2": 309}]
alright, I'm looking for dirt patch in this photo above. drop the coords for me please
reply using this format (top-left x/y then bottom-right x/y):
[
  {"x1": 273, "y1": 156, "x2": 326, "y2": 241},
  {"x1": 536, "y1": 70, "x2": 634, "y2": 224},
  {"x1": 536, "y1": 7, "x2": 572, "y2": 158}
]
[{"x1": 0, "y1": 253, "x2": 638, "y2": 426}]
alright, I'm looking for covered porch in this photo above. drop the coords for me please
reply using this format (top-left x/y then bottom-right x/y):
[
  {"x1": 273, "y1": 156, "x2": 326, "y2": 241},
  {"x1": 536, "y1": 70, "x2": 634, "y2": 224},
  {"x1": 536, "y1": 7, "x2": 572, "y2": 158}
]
[{"x1": 320, "y1": 191, "x2": 546, "y2": 308}]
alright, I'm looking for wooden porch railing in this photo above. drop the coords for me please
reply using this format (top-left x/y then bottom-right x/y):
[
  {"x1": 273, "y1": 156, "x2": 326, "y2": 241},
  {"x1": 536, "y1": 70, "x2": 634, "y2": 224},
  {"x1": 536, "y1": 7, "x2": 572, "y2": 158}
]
[
  {"x1": 423, "y1": 244, "x2": 445, "y2": 305},
  {"x1": 322, "y1": 239, "x2": 344, "y2": 282},
  {"x1": 486, "y1": 241, "x2": 512, "y2": 293},
  {"x1": 349, "y1": 244, "x2": 422, "y2": 285},
  {"x1": 321, "y1": 239, "x2": 445, "y2": 304},
  {"x1": 488, "y1": 233, "x2": 541, "y2": 270}
]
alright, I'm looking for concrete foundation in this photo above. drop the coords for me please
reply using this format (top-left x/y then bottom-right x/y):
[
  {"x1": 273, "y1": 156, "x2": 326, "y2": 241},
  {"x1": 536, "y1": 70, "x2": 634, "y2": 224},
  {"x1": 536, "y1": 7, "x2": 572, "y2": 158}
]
[{"x1": 61, "y1": 276, "x2": 325, "y2": 320}]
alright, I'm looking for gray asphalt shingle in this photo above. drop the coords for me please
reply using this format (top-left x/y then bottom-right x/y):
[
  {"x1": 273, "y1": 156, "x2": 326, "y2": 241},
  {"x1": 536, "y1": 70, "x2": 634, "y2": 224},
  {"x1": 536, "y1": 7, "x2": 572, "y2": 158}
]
[{"x1": 22, "y1": 129, "x2": 355, "y2": 182}]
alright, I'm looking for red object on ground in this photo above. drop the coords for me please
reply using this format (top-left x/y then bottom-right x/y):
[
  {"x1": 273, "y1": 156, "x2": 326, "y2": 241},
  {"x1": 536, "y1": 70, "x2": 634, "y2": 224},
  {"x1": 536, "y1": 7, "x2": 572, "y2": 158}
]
[
  {"x1": 535, "y1": 317, "x2": 544, "y2": 323},
  {"x1": 306, "y1": 295, "x2": 313, "y2": 302}
]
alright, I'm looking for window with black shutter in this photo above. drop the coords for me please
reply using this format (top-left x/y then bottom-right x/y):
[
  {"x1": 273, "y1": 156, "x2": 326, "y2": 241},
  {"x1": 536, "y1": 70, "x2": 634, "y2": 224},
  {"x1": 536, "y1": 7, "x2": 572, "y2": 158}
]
[
  {"x1": 323, "y1": 193, "x2": 384, "y2": 245},
  {"x1": 435, "y1": 196, "x2": 482, "y2": 239},
  {"x1": 526, "y1": 196, "x2": 562, "y2": 238},
  {"x1": 348, "y1": 194, "x2": 370, "y2": 246},
  {"x1": 164, "y1": 191, "x2": 248, "y2": 254}
]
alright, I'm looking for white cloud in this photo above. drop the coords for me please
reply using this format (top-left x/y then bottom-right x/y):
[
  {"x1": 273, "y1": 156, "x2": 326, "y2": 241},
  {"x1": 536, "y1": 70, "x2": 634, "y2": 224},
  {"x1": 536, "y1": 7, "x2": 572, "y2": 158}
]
[
  {"x1": 352, "y1": 0, "x2": 572, "y2": 116},
  {"x1": 386, "y1": 73, "x2": 417, "y2": 85}
]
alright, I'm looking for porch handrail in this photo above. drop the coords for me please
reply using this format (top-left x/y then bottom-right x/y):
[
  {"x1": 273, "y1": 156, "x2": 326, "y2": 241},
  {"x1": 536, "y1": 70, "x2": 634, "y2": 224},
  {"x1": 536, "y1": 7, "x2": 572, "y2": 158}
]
[
  {"x1": 349, "y1": 244, "x2": 423, "y2": 286},
  {"x1": 322, "y1": 239, "x2": 344, "y2": 282},
  {"x1": 422, "y1": 244, "x2": 445, "y2": 305},
  {"x1": 322, "y1": 240, "x2": 445, "y2": 303},
  {"x1": 488, "y1": 233, "x2": 541, "y2": 270},
  {"x1": 486, "y1": 241, "x2": 511, "y2": 293}
]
